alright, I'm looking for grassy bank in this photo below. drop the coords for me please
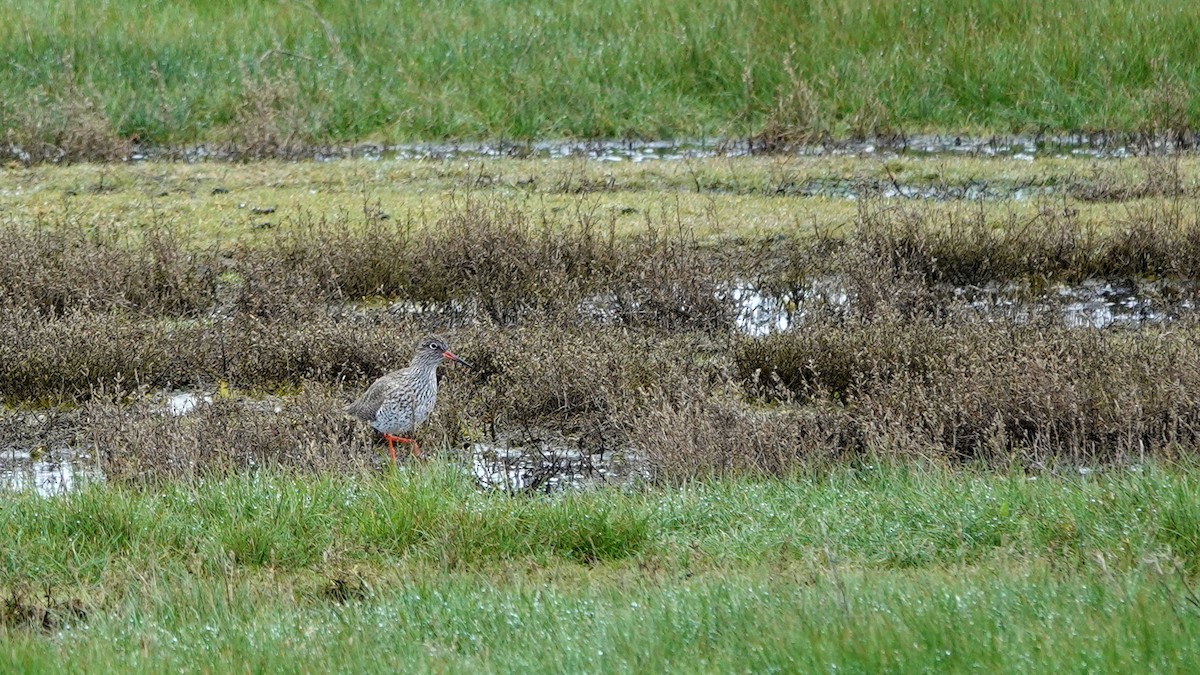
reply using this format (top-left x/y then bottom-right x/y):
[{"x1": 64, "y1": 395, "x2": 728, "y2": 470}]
[
  {"x1": 3, "y1": 464, "x2": 1200, "y2": 671},
  {"x1": 1, "y1": 0, "x2": 1199, "y2": 160}
]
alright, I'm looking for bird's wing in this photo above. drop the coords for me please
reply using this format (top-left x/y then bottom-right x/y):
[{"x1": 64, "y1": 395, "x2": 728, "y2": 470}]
[{"x1": 344, "y1": 374, "x2": 396, "y2": 422}]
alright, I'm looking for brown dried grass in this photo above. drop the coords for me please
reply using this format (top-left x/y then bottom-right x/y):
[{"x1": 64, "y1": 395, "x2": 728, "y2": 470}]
[
  {"x1": 85, "y1": 385, "x2": 377, "y2": 484},
  {"x1": 0, "y1": 64, "x2": 131, "y2": 165},
  {"x1": 5, "y1": 198, "x2": 1200, "y2": 481}
]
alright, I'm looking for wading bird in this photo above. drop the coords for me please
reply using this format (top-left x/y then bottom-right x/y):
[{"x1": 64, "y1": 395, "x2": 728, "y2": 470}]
[{"x1": 345, "y1": 334, "x2": 470, "y2": 463}]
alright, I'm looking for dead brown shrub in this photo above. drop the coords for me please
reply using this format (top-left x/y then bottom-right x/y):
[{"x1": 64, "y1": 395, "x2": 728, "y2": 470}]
[
  {"x1": 86, "y1": 385, "x2": 377, "y2": 484},
  {"x1": 238, "y1": 199, "x2": 730, "y2": 329},
  {"x1": 219, "y1": 71, "x2": 320, "y2": 161},
  {"x1": 448, "y1": 325, "x2": 726, "y2": 449},
  {"x1": 0, "y1": 221, "x2": 217, "y2": 317},
  {"x1": 0, "y1": 310, "x2": 391, "y2": 402},
  {"x1": 622, "y1": 383, "x2": 856, "y2": 480},
  {"x1": 732, "y1": 314, "x2": 1200, "y2": 469},
  {"x1": 771, "y1": 198, "x2": 1200, "y2": 288},
  {"x1": 0, "y1": 65, "x2": 130, "y2": 164},
  {"x1": 0, "y1": 308, "x2": 184, "y2": 403},
  {"x1": 735, "y1": 311, "x2": 953, "y2": 401}
]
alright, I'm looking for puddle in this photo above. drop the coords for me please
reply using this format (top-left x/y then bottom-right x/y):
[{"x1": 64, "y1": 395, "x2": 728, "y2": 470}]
[
  {"x1": 725, "y1": 278, "x2": 850, "y2": 336},
  {"x1": 955, "y1": 279, "x2": 1192, "y2": 329},
  {"x1": 165, "y1": 390, "x2": 213, "y2": 416},
  {"x1": 726, "y1": 286, "x2": 796, "y2": 336},
  {"x1": 1, "y1": 408, "x2": 100, "y2": 496},
  {"x1": 466, "y1": 442, "x2": 645, "y2": 493},
  {"x1": 1, "y1": 447, "x2": 98, "y2": 497},
  {"x1": 731, "y1": 278, "x2": 1195, "y2": 334}
]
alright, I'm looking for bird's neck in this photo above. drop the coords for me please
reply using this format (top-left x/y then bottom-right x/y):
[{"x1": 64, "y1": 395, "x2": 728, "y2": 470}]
[{"x1": 408, "y1": 359, "x2": 440, "y2": 376}]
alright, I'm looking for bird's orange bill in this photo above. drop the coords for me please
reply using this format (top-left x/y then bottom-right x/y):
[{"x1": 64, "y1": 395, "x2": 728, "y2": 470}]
[{"x1": 442, "y1": 350, "x2": 471, "y2": 368}]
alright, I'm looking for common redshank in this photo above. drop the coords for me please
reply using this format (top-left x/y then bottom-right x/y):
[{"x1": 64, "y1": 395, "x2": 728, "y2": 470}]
[{"x1": 345, "y1": 334, "x2": 470, "y2": 463}]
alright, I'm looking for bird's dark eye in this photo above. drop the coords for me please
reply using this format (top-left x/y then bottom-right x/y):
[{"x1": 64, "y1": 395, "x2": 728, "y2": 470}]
[{"x1": 428, "y1": 342, "x2": 440, "y2": 350}]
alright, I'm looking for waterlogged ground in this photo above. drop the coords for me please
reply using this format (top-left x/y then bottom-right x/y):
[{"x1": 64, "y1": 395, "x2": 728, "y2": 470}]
[
  {"x1": 4, "y1": 146, "x2": 1200, "y2": 494},
  {"x1": 117, "y1": 133, "x2": 1150, "y2": 163},
  {"x1": 4, "y1": 275, "x2": 1195, "y2": 495},
  {"x1": 1, "y1": 389, "x2": 644, "y2": 497},
  {"x1": 4, "y1": 140, "x2": 1200, "y2": 248},
  {"x1": 731, "y1": 277, "x2": 1196, "y2": 335}
]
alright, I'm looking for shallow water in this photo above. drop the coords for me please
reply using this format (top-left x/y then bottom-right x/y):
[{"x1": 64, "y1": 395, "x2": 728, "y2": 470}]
[
  {"x1": 730, "y1": 278, "x2": 1194, "y2": 335},
  {"x1": 467, "y1": 442, "x2": 644, "y2": 493},
  {"x1": 0, "y1": 447, "x2": 97, "y2": 497},
  {"x1": 957, "y1": 280, "x2": 1189, "y2": 330},
  {"x1": 725, "y1": 277, "x2": 850, "y2": 336},
  {"x1": 118, "y1": 133, "x2": 1167, "y2": 165},
  {"x1": 166, "y1": 390, "x2": 212, "y2": 416}
]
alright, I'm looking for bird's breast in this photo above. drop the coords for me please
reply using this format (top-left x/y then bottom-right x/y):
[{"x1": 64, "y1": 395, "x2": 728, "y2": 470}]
[{"x1": 372, "y1": 371, "x2": 437, "y2": 434}]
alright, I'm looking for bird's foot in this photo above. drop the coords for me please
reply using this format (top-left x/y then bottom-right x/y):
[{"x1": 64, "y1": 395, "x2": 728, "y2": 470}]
[{"x1": 383, "y1": 434, "x2": 420, "y2": 461}]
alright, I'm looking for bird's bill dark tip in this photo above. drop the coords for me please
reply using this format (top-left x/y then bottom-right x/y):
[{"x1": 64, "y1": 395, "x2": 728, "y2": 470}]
[{"x1": 443, "y1": 350, "x2": 471, "y2": 368}]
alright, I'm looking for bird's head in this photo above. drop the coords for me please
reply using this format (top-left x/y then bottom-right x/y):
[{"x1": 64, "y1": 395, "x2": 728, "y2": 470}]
[{"x1": 412, "y1": 334, "x2": 470, "y2": 369}]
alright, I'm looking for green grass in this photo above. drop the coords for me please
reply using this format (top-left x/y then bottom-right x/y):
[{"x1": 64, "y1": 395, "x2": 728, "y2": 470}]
[
  {"x1": 4, "y1": 565, "x2": 1197, "y2": 673},
  {"x1": 4, "y1": 463, "x2": 1200, "y2": 671},
  {"x1": 1, "y1": 0, "x2": 1199, "y2": 146}
]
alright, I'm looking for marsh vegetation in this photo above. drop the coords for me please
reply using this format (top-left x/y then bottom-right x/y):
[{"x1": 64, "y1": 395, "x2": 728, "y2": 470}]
[
  {"x1": 3, "y1": 149, "x2": 1200, "y2": 669},
  {"x1": 4, "y1": 155, "x2": 1200, "y2": 484},
  {"x1": 4, "y1": 0, "x2": 1200, "y2": 668}
]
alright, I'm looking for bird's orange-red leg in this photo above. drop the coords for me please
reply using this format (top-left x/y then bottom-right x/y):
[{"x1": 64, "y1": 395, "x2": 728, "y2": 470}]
[{"x1": 383, "y1": 434, "x2": 420, "y2": 462}]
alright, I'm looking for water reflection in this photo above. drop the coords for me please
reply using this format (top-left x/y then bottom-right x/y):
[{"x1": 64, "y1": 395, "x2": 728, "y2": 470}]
[
  {"x1": 119, "y1": 133, "x2": 1159, "y2": 164},
  {"x1": 731, "y1": 278, "x2": 1194, "y2": 335},
  {"x1": 467, "y1": 442, "x2": 645, "y2": 493},
  {"x1": 1, "y1": 447, "x2": 97, "y2": 497}
]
